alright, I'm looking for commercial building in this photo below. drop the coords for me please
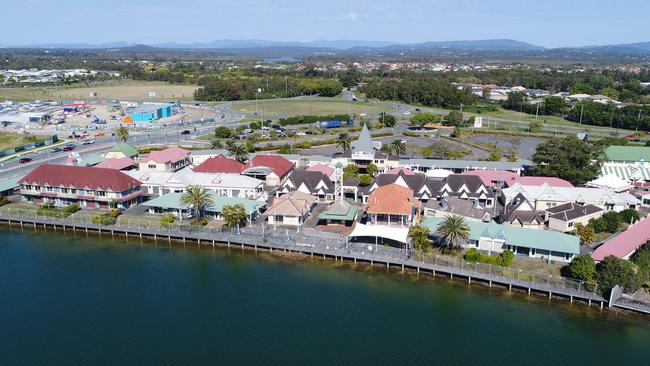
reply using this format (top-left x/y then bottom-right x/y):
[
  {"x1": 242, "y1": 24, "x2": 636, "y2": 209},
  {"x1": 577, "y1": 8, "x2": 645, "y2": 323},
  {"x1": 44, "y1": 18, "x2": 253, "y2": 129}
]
[
  {"x1": 18, "y1": 164, "x2": 142, "y2": 210},
  {"x1": 129, "y1": 104, "x2": 173, "y2": 122},
  {"x1": 138, "y1": 147, "x2": 192, "y2": 172}
]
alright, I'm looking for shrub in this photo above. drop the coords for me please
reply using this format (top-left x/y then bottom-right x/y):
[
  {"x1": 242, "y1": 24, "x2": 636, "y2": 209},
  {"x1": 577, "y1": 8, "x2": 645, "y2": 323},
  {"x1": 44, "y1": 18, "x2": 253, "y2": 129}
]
[
  {"x1": 463, "y1": 248, "x2": 514, "y2": 267},
  {"x1": 62, "y1": 204, "x2": 80, "y2": 215},
  {"x1": 358, "y1": 174, "x2": 373, "y2": 186},
  {"x1": 160, "y1": 213, "x2": 176, "y2": 228},
  {"x1": 565, "y1": 255, "x2": 596, "y2": 282}
]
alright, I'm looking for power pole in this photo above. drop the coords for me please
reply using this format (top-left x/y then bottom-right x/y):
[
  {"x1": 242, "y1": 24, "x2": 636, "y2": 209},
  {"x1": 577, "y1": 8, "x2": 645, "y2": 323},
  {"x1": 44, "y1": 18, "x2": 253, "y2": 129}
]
[
  {"x1": 638, "y1": 109, "x2": 643, "y2": 132},
  {"x1": 578, "y1": 102, "x2": 584, "y2": 125}
]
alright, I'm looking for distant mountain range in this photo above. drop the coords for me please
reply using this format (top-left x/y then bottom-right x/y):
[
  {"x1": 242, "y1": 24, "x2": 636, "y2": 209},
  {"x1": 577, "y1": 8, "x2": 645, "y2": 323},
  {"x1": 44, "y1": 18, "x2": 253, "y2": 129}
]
[{"x1": 3, "y1": 39, "x2": 650, "y2": 56}]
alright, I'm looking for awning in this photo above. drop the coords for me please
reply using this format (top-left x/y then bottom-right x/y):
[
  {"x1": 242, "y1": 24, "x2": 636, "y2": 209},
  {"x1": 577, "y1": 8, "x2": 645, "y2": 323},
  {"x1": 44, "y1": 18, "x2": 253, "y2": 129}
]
[{"x1": 348, "y1": 223, "x2": 409, "y2": 244}]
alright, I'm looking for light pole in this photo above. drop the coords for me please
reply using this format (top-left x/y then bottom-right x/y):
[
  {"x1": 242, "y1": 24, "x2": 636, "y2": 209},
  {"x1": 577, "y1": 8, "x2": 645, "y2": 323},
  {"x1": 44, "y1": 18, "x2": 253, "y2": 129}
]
[
  {"x1": 578, "y1": 102, "x2": 584, "y2": 125},
  {"x1": 637, "y1": 109, "x2": 643, "y2": 132}
]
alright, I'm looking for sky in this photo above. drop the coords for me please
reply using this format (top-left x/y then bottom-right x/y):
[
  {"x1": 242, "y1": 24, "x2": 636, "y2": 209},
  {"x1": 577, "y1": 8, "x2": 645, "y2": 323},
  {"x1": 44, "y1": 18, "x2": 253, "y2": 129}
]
[{"x1": 2, "y1": 0, "x2": 649, "y2": 48}]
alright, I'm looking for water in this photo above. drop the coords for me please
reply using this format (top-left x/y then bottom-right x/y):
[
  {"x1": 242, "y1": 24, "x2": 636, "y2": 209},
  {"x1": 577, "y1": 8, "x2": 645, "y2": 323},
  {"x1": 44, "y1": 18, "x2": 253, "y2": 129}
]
[{"x1": 2, "y1": 228, "x2": 650, "y2": 365}]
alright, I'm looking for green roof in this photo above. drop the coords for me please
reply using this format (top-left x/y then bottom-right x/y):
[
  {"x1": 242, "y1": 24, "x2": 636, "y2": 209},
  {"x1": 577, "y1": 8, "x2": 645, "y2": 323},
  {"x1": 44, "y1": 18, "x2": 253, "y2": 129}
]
[
  {"x1": 79, "y1": 154, "x2": 106, "y2": 166},
  {"x1": 422, "y1": 217, "x2": 580, "y2": 255},
  {"x1": 605, "y1": 146, "x2": 650, "y2": 162},
  {"x1": 109, "y1": 143, "x2": 139, "y2": 158},
  {"x1": 317, "y1": 202, "x2": 358, "y2": 221},
  {"x1": 0, "y1": 176, "x2": 19, "y2": 193},
  {"x1": 143, "y1": 191, "x2": 265, "y2": 214}
]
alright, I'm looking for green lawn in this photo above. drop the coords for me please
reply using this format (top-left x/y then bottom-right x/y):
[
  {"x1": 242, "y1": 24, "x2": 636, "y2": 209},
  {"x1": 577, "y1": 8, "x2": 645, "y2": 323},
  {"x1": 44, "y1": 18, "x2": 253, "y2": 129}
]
[
  {"x1": 231, "y1": 97, "x2": 392, "y2": 120},
  {"x1": 0, "y1": 132, "x2": 49, "y2": 152}
]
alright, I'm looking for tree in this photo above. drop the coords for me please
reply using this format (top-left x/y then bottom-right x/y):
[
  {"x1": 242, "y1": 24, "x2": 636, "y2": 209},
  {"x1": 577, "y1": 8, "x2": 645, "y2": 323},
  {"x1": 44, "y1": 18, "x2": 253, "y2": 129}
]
[
  {"x1": 450, "y1": 126, "x2": 462, "y2": 138},
  {"x1": 222, "y1": 204, "x2": 248, "y2": 228},
  {"x1": 115, "y1": 126, "x2": 129, "y2": 143},
  {"x1": 358, "y1": 174, "x2": 373, "y2": 186},
  {"x1": 542, "y1": 96, "x2": 567, "y2": 116},
  {"x1": 410, "y1": 112, "x2": 442, "y2": 127},
  {"x1": 390, "y1": 139, "x2": 406, "y2": 157},
  {"x1": 529, "y1": 120, "x2": 543, "y2": 133},
  {"x1": 487, "y1": 150, "x2": 501, "y2": 161},
  {"x1": 435, "y1": 215, "x2": 470, "y2": 251},
  {"x1": 336, "y1": 133, "x2": 352, "y2": 153},
  {"x1": 409, "y1": 225, "x2": 431, "y2": 252},
  {"x1": 214, "y1": 126, "x2": 233, "y2": 139},
  {"x1": 597, "y1": 255, "x2": 640, "y2": 292},
  {"x1": 567, "y1": 255, "x2": 596, "y2": 282},
  {"x1": 530, "y1": 136, "x2": 603, "y2": 185},
  {"x1": 631, "y1": 243, "x2": 650, "y2": 284},
  {"x1": 366, "y1": 163, "x2": 379, "y2": 176},
  {"x1": 180, "y1": 185, "x2": 214, "y2": 223},
  {"x1": 343, "y1": 164, "x2": 359, "y2": 180},
  {"x1": 226, "y1": 141, "x2": 249, "y2": 163},
  {"x1": 378, "y1": 113, "x2": 396, "y2": 127},
  {"x1": 575, "y1": 223, "x2": 595, "y2": 245},
  {"x1": 209, "y1": 137, "x2": 224, "y2": 149},
  {"x1": 445, "y1": 111, "x2": 464, "y2": 126}
]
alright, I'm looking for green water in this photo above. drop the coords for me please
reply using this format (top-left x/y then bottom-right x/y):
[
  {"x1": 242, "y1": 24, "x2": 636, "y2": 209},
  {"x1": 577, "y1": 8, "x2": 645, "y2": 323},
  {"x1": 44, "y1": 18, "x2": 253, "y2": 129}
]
[{"x1": 2, "y1": 228, "x2": 650, "y2": 365}]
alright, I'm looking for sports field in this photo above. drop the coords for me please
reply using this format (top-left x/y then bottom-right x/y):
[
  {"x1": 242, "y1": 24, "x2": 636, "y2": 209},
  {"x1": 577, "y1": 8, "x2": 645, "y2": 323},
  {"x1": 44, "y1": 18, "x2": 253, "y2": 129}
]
[
  {"x1": 0, "y1": 81, "x2": 199, "y2": 102},
  {"x1": 231, "y1": 97, "x2": 393, "y2": 119}
]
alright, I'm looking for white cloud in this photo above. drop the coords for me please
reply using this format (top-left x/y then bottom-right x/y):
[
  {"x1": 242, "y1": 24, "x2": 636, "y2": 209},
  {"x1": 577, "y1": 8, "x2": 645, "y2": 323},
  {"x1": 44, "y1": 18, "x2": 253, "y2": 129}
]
[{"x1": 342, "y1": 11, "x2": 360, "y2": 21}]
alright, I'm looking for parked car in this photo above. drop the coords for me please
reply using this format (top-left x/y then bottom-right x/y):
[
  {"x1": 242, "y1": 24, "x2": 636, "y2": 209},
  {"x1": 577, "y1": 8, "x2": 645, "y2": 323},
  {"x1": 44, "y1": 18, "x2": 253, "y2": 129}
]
[
  {"x1": 296, "y1": 131, "x2": 307, "y2": 136},
  {"x1": 82, "y1": 139, "x2": 95, "y2": 145},
  {"x1": 180, "y1": 130, "x2": 191, "y2": 135},
  {"x1": 241, "y1": 129, "x2": 253, "y2": 135},
  {"x1": 19, "y1": 157, "x2": 32, "y2": 164},
  {"x1": 50, "y1": 147, "x2": 62, "y2": 153},
  {"x1": 261, "y1": 126, "x2": 271, "y2": 131},
  {"x1": 233, "y1": 135, "x2": 246, "y2": 140}
]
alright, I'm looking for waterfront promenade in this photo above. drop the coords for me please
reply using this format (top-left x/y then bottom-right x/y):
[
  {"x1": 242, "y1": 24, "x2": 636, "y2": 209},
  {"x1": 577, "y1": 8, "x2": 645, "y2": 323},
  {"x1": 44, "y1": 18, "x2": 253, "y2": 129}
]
[{"x1": 0, "y1": 213, "x2": 611, "y2": 309}]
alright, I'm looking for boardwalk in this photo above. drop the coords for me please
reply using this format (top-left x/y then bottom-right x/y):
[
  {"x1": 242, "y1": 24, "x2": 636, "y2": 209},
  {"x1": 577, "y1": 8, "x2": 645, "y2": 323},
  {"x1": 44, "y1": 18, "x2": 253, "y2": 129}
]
[{"x1": 0, "y1": 213, "x2": 609, "y2": 309}]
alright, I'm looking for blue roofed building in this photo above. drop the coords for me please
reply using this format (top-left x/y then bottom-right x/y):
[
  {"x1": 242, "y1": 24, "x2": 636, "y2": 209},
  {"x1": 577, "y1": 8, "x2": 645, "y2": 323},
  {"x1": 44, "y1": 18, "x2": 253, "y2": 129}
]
[{"x1": 129, "y1": 104, "x2": 173, "y2": 122}]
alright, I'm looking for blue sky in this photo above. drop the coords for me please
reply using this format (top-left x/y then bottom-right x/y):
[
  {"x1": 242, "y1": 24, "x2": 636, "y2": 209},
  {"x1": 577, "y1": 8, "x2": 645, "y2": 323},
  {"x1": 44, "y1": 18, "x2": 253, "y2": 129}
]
[{"x1": 2, "y1": 0, "x2": 649, "y2": 47}]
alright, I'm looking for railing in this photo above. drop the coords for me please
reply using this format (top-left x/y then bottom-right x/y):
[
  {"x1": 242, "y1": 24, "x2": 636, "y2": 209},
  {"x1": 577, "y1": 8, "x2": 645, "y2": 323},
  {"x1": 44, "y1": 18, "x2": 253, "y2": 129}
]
[{"x1": 0, "y1": 212, "x2": 606, "y2": 302}]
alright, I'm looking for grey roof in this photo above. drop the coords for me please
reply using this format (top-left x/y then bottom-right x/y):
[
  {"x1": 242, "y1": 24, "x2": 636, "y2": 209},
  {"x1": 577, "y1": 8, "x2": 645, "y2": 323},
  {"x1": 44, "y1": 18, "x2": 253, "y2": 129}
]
[
  {"x1": 503, "y1": 193, "x2": 543, "y2": 225},
  {"x1": 351, "y1": 124, "x2": 375, "y2": 154},
  {"x1": 400, "y1": 158, "x2": 533, "y2": 171},
  {"x1": 547, "y1": 202, "x2": 603, "y2": 222},
  {"x1": 443, "y1": 174, "x2": 494, "y2": 199},
  {"x1": 371, "y1": 171, "x2": 443, "y2": 199},
  {"x1": 425, "y1": 197, "x2": 492, "y2": 221},
  {"x1": 281, "y1": 169, "x2": 334, "y2": 194}
]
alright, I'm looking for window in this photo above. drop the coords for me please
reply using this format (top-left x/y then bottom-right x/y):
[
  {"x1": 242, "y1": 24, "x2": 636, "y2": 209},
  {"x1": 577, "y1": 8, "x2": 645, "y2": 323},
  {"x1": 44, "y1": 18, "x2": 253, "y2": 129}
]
[{"x1": 97, "y1": 191, "x2": 106, "y2": 197}]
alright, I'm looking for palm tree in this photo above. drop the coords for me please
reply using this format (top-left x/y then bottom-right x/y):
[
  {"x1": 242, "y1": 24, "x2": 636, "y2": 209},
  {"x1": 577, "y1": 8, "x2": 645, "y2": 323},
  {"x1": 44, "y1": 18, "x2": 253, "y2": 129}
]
[
  {"x1": 408, "y1": 225, "x2": 431, "y2": 252},
  {"x1": 180, "y1": 185, "x2": 214, "y2": 223},
  {"x1": 390, "y1": 139, "x2": 406, "y2": 157},
  {"x1": 436, "y1": 215, "x2": 470, "y2": 251},
  {"x1": 336, "y1": 133, "x2": 352, "y2": 153},
  {"x1": 226, "y1": 141, "x2": 249, "y2": 163},
  {"x1": 222, "y1": 203, "x2": 248, "y2": 228},
  {"x1": 209, "y1": 137, "x2": 224, "y2": 149},
  {"x1": 115, "y1": 126, "x2": 129, "y2": 143}
]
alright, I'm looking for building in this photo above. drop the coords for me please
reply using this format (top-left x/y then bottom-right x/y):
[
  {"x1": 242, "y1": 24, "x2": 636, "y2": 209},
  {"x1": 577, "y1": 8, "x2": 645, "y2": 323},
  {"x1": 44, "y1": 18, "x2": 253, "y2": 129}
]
[
  {"x1": 546, "y1": 202, "x2": 604, "y2": 232},
  {"x1": 193, "y1": 154, "x2": 245, "y2": 174},
  {"x1": 277, "y1": 169, "x2": 335, "y2": 202},
  {"x1": 601, "y1": 146, "x2": 650, "y2": 181},
  {"x1": 501, "y1": 193, "x2": 544, "y2": 229},
  {"x1": 138, "y1": 147, "x2": 191, "y2": 172},
  {"x1": 423, "y1": 196, "x2": 492, "y2": 222},
  {"x1": 142, "y1": 192, "x2": 265, "y2": 225},
  {"x1": 401, "y1": 158, "x2": 531, "y2": 175},
  {"x1": 462, "y1": 170, "x2": 574, "y2": 189},
  {"x1": 592, "y1": 216, "x2": 650, "y2": 261},
  {"x1": 332, "y1": 124, "x2": 399, "y2": 173},
  {"x1": 441, "y1": 174, "x2": 496, "y2": 207},
  {"x1": 126, "y1": 167, "x2": 265, "y2": 199},
  {"x1": 0, "y1": 177, "x2": 19, "y2": 198},
  {"x1": 94, "y1": 156, "x2": 136, "y2": 171},
  {"x1": 364, "y1": 169, "x2": 443, "y2": 203},
  {"x1": 265, "y1": 191, "x2": 317, "y2": 229},
  {"x1": 18, "y1": 164, "x2": 142, "y2": 210},
  {"x1": 242, "y1": 154, "x2": 294, "y2": 186},
  {"x1": 586, "y1": 175, "x2": 632, "y2": 192},
  {"x1": 104, "y1": 143, "x2": 139, "y2": 159},
  {"x1": 502, "y1": 183, "x2": 640, "y2": 212},
  {"x1": 365, "y1": 183, "x2": 420, "y2": 227},
  {"x1": 129, "y1": 104, "x2": 173, "y2": 122},
  {"x1": 317, "y1": 201, "x2": 359, "y2": 228},
  {"x1": 423, "y1": 217, "x2": 580, "y2": 263}
]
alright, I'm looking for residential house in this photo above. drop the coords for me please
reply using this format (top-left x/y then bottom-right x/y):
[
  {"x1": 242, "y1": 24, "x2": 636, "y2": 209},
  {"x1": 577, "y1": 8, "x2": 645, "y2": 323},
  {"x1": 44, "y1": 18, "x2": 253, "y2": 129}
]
[
  {"x1": 193, "y1": 154, "x2": 245, "y2": 174},
  {"x1": 586, "y1": 175, "x2": 632, "y2": 192},
  {"x1": 138, "y1": 147, "x2": 191, "y2": 172},
  {"x1": 502, "y1": 183, "x2": 640, "y2": 212},
  {"x1": 94, "y1": 156, "x2": 136, "y2": 171},
  {"x1": 277, "y1": 169, "x2": 335, "y2": 202},
  {"x1": 104, "y1": 143, "x2": 139, "y2": 159},
  {"x1": 0, "y1": 177, "x2": 19, "y2": 198},
  {"x1": 317, "y1": 201, "x2": 359, "y2": 228},
  {"x1": 423, "y1": 217, "x2": 580, "y2": 263},
  {"x1": 126, "y1": 167, "x2": 265, "y2": 199},
  {"x1": 142, "y1": 191, "x2": 265, "y2": 225},
  {"x1": 364, "y1": 169, "x2": 443, "y2": 203},
  {"x1": 265, "y1": 191, "x2": 317, "y2": 228},
  {"x1": 423, "y1": 196, "x2": 492, "y2": 222},
  {"x1": 400, "y1": 158, "x2": 531, "y2": 175},
  {"x1": 461, "y1": 170, "x2": 574, "y2": 189},
  {"x1": 440, "y1": 174, "x2": 496, "y2": 207},
  {"x1": 546, "y1": 202, "x2": 604, "y2": 232},
  {"x1": 242, "y1": 154, "x2": 294, "y2": 186},
  {"x1": 18, "y1": 164, "x2": 142, "y2": 210},
  {"x1": 306, "y1": 163, "x2": 335, "y2": 181}
]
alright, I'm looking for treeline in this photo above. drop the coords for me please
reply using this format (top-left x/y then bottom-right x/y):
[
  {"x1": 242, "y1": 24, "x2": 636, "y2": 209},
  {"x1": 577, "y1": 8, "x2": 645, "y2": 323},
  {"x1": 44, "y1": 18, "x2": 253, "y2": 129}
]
[
  {"x1": 360, "y1": 78, "x2": 477, "y2": 109},
  {"x1": 565, "y1": 101, "x2": 650, "y2": 131},
  {"x1": 193, "y1": 77, "x2": 342, "y2": 101},
  {"x1": 501, "y1": 93, "x2": 568, "y2": 116}
]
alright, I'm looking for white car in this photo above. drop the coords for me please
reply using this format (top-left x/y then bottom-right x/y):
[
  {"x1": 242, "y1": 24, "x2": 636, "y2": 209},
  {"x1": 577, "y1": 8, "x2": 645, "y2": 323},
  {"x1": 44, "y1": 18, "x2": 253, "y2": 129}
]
[
  {"x1": 261, "y1": 126, "x2": 271, "y2": 130},
  {"x1": 82, "y1": 139, "x2": 95, "y2": 145},
  {"x1": 295, "y1": 131, "x2": 307, "y2": 136}
]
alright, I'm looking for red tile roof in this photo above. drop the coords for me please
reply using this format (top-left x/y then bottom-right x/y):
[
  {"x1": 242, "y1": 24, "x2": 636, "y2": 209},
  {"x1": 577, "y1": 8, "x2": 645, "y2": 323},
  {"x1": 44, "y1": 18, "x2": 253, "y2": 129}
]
[
  {"x1": 144, "y1": 147, "x2": 190, "y2": 164},
  {"x1": 249, "y1": 155, "x2": 294, "y2": 177},
  {"x1": 592, "y1": 216, "x2": 650, "y2": 261},
  {"x1": 193, "y1": 154, "x2": 245, "y2": 173},
  {"x1": 306, "y1": 163, "x2": 334, "y2": 177},
  {"x1": 366, "y1": 183, "x2": 420, "y2": 216},
  {"x1": 19, "y1": 164, "x2": 141, "y2": 192}
]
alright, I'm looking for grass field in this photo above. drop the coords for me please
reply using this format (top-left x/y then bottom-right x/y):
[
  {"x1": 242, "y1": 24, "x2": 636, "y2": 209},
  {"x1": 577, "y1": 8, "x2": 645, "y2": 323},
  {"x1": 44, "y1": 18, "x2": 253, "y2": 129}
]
[
  {"x1": 0, "y1": 80, "x2": 199, "y2": 102},
  {"x1": 0, "y1": 132, "x2": 48, "y2": 151},
  {"x1": 232, "y1": 97, "x2": 392, "y2": 120}
]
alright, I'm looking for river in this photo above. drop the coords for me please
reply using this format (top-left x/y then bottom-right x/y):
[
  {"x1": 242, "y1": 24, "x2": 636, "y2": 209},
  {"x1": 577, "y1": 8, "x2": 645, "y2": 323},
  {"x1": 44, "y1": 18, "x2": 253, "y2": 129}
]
[{"x1": 2, "y1": 228, "x2": 650, "y2": 365}]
